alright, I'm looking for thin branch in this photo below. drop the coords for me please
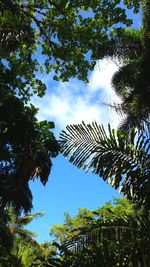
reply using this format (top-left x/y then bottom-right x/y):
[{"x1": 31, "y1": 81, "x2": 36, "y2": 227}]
[
  {"x1": 16, "y1": 4, "x2": 49, "y2": 10},
  {"x1": 16, "y1": 0, "x2": 68, "y2": 19},
  {"x1": 16, "y1": 7, "x2": 55, "y2": 48}
]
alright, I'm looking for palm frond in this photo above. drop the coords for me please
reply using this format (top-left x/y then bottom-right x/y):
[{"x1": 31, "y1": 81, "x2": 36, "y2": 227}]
[
  {"x1": 16, "y1": 212, "x2": 45, "y2": 226},
  {"x1": 59, "y1": 122, "x2": 150, "y2": 204},
  {"x1": 102, "y1": 102, "x2": 125, "y2": 117},
  {"x1": 15, "y1": 228, "x2": 38, "y2": 238}
]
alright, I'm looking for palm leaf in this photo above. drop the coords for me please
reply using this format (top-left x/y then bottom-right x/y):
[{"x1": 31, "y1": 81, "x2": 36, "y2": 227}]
[
  {"x1": 59, "y1": 122, "x2": 150, "y2": 204},
  {"x1": 8, "y1": 208, "x2": 45, "y2": 242},
  {"x1": 14, "y1": 228, "x2": 38, "y2": 238},
  {"x1": 16, "y1": 212, "x2": 45, "y2": 227}
]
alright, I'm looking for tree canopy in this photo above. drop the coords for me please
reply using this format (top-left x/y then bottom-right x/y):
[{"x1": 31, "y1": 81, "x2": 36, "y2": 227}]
[
  {"x1": 1, "y1": 0, "x2": 148, "y2": 133},
  {"x1": 0, "y1": 0, "x2": 150, "y2": 265},
  {"x1": 0, "y1": 0, "x2": 149, "y2": 215},
  {"x1": 0, "y1": 0, "x2": 141, "y2": 88},
  {"x1": 50, "y1": 197, "x2": 150, "y2": 266}
]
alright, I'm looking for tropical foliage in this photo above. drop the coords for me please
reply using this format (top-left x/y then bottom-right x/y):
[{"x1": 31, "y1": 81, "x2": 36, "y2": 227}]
[
  {"x1": 60, "y1": 122, "x2": 150, "y2": 208},
  {"x1": 0, "y1": 208, "x2": 42, "y2": 267},
  {"x1": 0, "y1": 0, "x2": 150, "y2": 266},
  {"x1": 0, "y1": 0, "x2": 60, "y2": 213},
  {"x1": 12, "y1": 239, "x2": 61, "y2": 267},
  {"x1": 0, "y1": 208, "x2": 60, "y2": 267},
  {"x1": 0, "y1": 0, "x2": 139, "y2": 85},
  {"x1": 0, "y1": 0, "x2": 148, "y2": 213},
  {"x1": 50, "y1": 198, "x2": 150, "y2": 267},
  {"x1": 7, "y1": 207, "x2": 44, "y2": 240},
  {"x1": 0, "y1": 97, "x2": 59, "y2": 213},
  {"x1": 103, "y1": 1, "x2": 150, "y2": 132}
]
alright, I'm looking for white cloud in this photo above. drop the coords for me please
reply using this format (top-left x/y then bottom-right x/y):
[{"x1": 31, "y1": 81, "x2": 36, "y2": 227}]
[
  {"x1": 32, "y1": 58, "x2": 122, "y2": 135},
  {"x1": 89, "y1": 59, "x2": 118, "y2": 91}
]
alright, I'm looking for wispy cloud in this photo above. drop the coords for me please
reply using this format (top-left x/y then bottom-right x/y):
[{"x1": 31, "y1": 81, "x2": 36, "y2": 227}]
[{"x1": 32, "y1": 58, "x2": 121, "y2": 135}]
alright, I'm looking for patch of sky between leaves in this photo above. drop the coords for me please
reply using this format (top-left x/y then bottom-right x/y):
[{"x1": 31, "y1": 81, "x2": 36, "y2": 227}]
[{"x1": 31, "y1": 57, "x2": 122, "y2": 138}]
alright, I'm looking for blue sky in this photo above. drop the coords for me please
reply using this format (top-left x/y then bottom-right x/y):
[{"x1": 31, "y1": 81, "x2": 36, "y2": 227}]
[
  {"x1": 28, "y1": 59, "x2": 122, "y2": 243},
  {"x1": 27, "y1": 7, "x2": 141, "y2": 243}
]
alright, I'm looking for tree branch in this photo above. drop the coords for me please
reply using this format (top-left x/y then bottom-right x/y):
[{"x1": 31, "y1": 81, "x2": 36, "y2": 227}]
[{"x1": 16, "y1": 7, "x2": 55, "y2": 48}]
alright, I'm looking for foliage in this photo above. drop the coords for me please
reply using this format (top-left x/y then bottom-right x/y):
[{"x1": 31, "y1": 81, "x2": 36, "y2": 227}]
[
  {"x1": 0, "y1": 207, "x2": 60, "y2": 266},
  {"x1": 12, "y1": 239, "x2": 57, "y2": 267},
  {"x1": 0, "y1": 1, "x2": 145, "y2": 266},
  {"x1": 0, "y1": 217, "x2": 19, "y2": 267},
  {"x1": 59, "y1": 122, "x2": 150, "y2": 208},
  {"x1": 0, "y1": 0, "x2": 140, "y2": 88},
  {"x1": 11, "y1": 237, "x2": 62, "y2": 266},
  {"x1": 0, "y1": 94, "x2": 59, "y2": 213},
  {"x1": 0, "y1": 207, "x2": 44, "y2": 267},
  {"x1": 102, "y1": 1, "x2": 150, "y2": 132},
  {"x1": 0, "y1": 0, "x2": 62, "y2": 213},
  {"x1": 50, "y1": 197, "x2": 150, "y2": 267},
  {"x1": 50, "y1": 198, "x2": 141, "y2": 244},
  {"x1": 0, "y1": 0, "x2": 150, "y2": 265},
  {"x1": 0, "y1": 0, "x2": 146, "y2": 213},
  {"x1": 7, "y1": 207, "x2": 45, "y2": 240}
]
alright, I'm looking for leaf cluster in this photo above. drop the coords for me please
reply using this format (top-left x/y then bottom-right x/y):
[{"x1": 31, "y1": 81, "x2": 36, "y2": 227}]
[{"x1": 0, "y1": 0, "x2": 139, "y2": 85}]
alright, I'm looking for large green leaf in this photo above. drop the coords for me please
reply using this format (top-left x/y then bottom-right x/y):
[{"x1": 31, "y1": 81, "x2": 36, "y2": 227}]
[{"x1": 59, "y1": 122, "x2": 150, "y2": 205}]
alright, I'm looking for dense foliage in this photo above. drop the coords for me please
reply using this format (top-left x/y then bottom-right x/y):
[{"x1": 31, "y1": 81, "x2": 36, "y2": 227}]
[
  {"x1": 0, "y1": 208, "x2": 60, "y2": 266},
  {"x1": 50, "y1": 198, "x2": 150, "y2": 266},
  {"x1": 0, "y1": 0, "x2": 60, "y2": 213},
  {"x1": 0, "y1": 0, "x2": 150, "y2": 266},
  {"x1": 0, "y1": 100, "x2": 59, "y2": 212},
  {"x1": 0, "y1": 0, "x2": 141, "y2": 85},
  {"x1": 110, "y1": 9, "x2": 150, "y2": 132}
]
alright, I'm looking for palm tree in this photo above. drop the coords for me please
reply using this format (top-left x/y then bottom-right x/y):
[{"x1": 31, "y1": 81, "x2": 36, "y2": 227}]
[
  {"x1": 110, "y1": 42, "x2": 150, "y2": 133},
  {"x1": 59, "y1": 122, "x2": 150, "y2": 208},
  {"x1": 7, "y1": 206, "x2": 45, "y2": 241},
  {"x1": 7, "y1": 208, "x2": 53, "y2": 267},
  {"x1": 0, "y1": 207, "x2": 45, "y2": 266},
  {"x1": 101, "y1": 0, "x2": 150, "y2": 133}
]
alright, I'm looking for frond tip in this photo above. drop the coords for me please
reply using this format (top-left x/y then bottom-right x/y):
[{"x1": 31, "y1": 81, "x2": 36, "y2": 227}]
[{"x1": 59, "y1": 122, "x2": 150, "y2": 205}]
